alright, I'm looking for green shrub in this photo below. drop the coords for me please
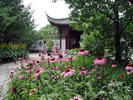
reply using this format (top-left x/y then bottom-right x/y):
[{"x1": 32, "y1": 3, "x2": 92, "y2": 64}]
[{"x1": 0, "y1": 47, "x2": 27, "y2": 63}]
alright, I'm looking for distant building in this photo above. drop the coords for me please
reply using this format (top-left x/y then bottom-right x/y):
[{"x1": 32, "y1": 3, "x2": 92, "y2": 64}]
[{"x1": 46, "y1": 13, "x2": 82, "y2": 50}]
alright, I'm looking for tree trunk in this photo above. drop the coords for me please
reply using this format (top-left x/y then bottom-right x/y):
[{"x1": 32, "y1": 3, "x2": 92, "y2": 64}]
[{"x1": 114, "y1": 5, "x2": 122, "y2": 63}]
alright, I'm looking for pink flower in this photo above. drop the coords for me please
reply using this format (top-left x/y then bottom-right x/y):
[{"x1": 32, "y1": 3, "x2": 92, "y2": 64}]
[
  {"x1": 58, "y1": 54, "x2": 65, "y2": 61},
  {"x1": 125, "y1": 64, "x2": 133, "y2": 74},
  {"x1": 11, "y1": 86, "x2": 17, "y2": 93},
  {"x1": 93, "y1": 67, "x2": 100, "y2": 71},
  {"x1": 120, "y1": 74, "x2": 125, "y2": 78},
  {"x1": 54, "y1": 75, "x2": 60, "y2": 80},
  {"x1": 127, "y1": 70, "x2": 133, "y2": 74},
  {"x1": 41, "y1": 57, "x2": 45, "y2": 62},
  {"x1": 112, "y1": 85, "x2": 117, "y2": 88},
  {"x1": 18, "y1": 57, "x2": 22, "y2": 60},
  {"x1": 97, "y1": 76, "x2": 102, "y2": 79},
  {"x1": 96, "y1": 72, "x2": 101, "y2": 74},
  {"x1": 64, "y1": 50, "x2": 68, "y2": 55},
  {"x1": 24, "y1": 58, "x2": 29, "y2": 62},
  {"x1": 125, "y1": 64, "x2": 133, "y2": 70},
  {"x1": 125, "y1": 66, "x2": 133, "y2": 70},
  {"x1": 14, "y1": 61, "x2": 18, "y2": 65},
  {"x1": 64, "y1": 65, "x2": 69, "y2": 68},
  {"x1": 53, "y1": 66, "x2": 60, "y2": 70},
  {"x1": 19, "y1": 72, "x2": 22, "y2": 74},
  {"x1": 29, "y1": 88, "x2": 37, "y2": 96},
  {"x1": 112, "y1": 64, "x2": 117, "y2": 68},
  {"x1": 27, "y1": 75, "x2": 31, "y2": 80},
  {"x1": 70, "y1": 96, "x2": 83, "y2": 100},
  {"x1": 78, "y1": 67, "x2": 88, "y2": 75},
  {"x1": 49, "y1": 57, "x2": 57, "y2": 63},
  {"x1": 79, "y1": 70, "x2": 88, "y2": 75},
  {"x1": 34, "y1": 68, "x2": 44, "y2": 77},
  {"x1": 10, "y1": 72, "x2": 14, "y2": 78},
  {"x1": 18, "y1": 57, "x2": 23, "y2": 62},
  {"x1": 43, "y1": 46, "x2": 48, "y2": 50},
  {"x1": 33, "y1": 65, "x2": 39, "y2": 68},
  {"x1": 93, "y1": 56, "x2": 106, "y2": 65},
  {"x1": 112, "y1": 79, "x2": 115, "y2": 82},
  {"x1": 88, "y1": 71, "x2": 93, "y2": 74},
  {"x1": 61, "y1": 68, "x2": 75, "y2": 78},
  {"x1": 18, "y1": 75, "x2": 24, "y2": 80},
  {"x1": 25, "y1": 67, "x2": 32, "y2": 73},
  {"x1": 78, "y1": 48, "x2": 88, "y2": 56},
  {"x1": 65, "y1": 57, "x2": 76, "y2": 62},
  {"x1": 53, "y1": 52, "x2": 59, "y2": 55},
  {"x1": 54, "y1": 46, "x2": 60, "y2": 50}
]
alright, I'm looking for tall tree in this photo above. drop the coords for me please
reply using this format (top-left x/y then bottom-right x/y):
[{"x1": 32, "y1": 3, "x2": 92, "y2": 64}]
[
  {"x1": 0, "y1": 0, "x2": 38, "y2": 46},
  {"x1": 54, "y1": 0, "x2": 133, "y2": 63}
]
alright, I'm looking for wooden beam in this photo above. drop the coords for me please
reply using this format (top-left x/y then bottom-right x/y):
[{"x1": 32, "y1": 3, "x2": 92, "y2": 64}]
[
  {"x1": 58, "y1": 28, "x2": 62, "y2": 49},
  {"x1": 65, "y1": 28, "x2": 71, "y2": 49}
]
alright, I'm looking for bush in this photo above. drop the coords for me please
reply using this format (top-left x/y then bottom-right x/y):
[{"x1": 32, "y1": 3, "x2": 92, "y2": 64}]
[{"x1": 0, "y1": 42, "x2": 27, "y2": 63}]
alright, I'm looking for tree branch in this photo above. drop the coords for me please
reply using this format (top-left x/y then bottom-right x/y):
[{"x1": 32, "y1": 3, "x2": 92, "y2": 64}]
[{"x1": 96, "y1": 8, "x2": 114, "y2": 21}]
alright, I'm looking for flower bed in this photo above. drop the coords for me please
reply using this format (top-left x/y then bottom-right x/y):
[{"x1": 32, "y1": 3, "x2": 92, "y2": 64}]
[{"x1": 5, "y1": 48, "x2": 133, "y2": 100}]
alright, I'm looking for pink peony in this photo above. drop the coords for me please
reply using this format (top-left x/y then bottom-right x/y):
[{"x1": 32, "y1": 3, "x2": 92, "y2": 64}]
[
  {"x1": 70, "y1": 96, "x2": 83, "y2": 100},
  {"x1": 61, "y1": 68, "x2": 75, "y2": 78},
  {"x1": 93, "y1": 56, "x2": 106, "y2": 65},
  {"x1": 34, "y1": 68, "x2": 44, "y2": 77},
  {"x1": 112, "y1": 64, "x2": 117, "y2": 68},
  {"x1": 29, "y1": 88, "x2": 37, "y2": 95},
  {"x1": 78, "y1": 48, "x2": 88, "y2": 56}
]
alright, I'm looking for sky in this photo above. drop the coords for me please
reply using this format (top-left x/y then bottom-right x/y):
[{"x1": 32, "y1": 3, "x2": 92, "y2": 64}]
[{"x1": 22, "y1": 0, "x2": 71, "y2": 30}]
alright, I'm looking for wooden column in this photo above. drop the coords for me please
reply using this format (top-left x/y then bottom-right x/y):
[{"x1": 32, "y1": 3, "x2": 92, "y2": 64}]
[
  {"x1": 65, "y1": 27, "x2": 71, "y2": 49},
  {"x1": 58, "y1": 28, "x2": 62, "y2": 49}
]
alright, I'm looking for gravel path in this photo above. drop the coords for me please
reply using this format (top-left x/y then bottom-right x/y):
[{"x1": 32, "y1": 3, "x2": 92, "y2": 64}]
[{"x1": 0, "y1": 53, "x2": 40, "y2": 100}]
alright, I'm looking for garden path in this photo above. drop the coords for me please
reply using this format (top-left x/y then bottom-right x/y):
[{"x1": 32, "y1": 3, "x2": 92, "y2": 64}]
[{"x1": 0, "y1": 53, "x2": 40, "y2": 99}]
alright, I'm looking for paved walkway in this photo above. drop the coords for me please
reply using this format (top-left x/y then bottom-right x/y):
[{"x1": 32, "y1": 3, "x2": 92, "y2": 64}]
[{"x1": 0, "y1": 53, "x2": 40, "y2": 99}]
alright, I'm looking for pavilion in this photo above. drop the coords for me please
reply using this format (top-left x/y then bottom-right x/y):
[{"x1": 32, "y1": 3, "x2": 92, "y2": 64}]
[{"x1": 46, "y1": 14, "x2": 82, "y2": 50}]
